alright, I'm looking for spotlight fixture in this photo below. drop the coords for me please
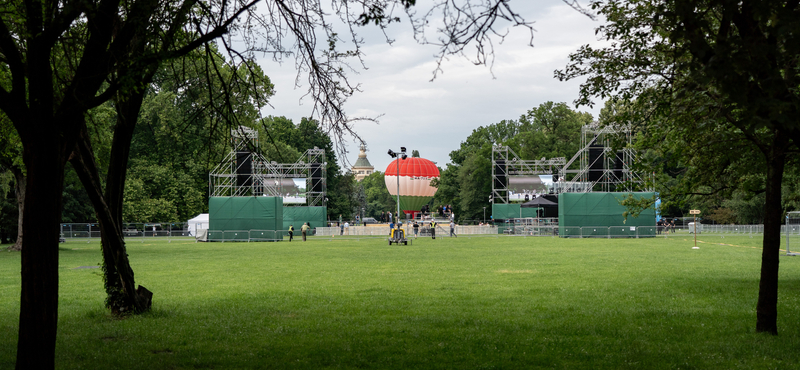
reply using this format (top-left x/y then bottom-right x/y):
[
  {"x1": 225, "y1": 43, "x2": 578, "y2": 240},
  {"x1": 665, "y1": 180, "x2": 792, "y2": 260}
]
[{"x1": 388, "y1": 147, "x2": 409, "y2": 221}]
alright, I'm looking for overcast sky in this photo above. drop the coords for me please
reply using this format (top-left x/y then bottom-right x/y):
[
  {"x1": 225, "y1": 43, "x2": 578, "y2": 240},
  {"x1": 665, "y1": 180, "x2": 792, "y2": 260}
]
[{"x1": 257, "y1": 0, "x2": 607, "y2": 173}]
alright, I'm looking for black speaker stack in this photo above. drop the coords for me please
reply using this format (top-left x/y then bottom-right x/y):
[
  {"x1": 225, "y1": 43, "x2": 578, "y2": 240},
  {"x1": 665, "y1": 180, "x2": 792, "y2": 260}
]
[{"x1": 236, "y1": 151, "x2": 252, "y2": 188}]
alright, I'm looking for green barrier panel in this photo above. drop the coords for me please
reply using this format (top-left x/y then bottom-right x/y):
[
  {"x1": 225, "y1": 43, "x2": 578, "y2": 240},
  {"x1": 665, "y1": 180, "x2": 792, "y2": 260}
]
[
  {"x1": 492, "y1": 204, "x2": 521, "y2": 220},
  {"x1": 209, "y1": 197, "x2": 283, "y2": 240},
  {"x1": 492, "y1": 204, "x2": 541, "y2": 220},
  {"x1": 558, "y1": 192, "x2": 655, "y2": 238},
  {"x1": 521, "y1": 207, "x2": 540, "y2": 218},
  {"x1": 283, "y1": 206, "x2": 327, "y2": 230}
]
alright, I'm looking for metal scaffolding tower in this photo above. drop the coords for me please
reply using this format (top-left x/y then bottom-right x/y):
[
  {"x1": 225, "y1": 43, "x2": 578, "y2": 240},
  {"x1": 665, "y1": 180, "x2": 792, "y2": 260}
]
[
  {"x1": 491, "y1": 145, "x2": 565, "y2": 204},
  {"x1": 209, "y1": 126, "x2": 327, "y2": 206},
  {"x1": 490, "y1": 124, "x2": 652, "y2": 203},
  {"x1": 557, "y1": 124, "x2": 652, "y2": 193}
]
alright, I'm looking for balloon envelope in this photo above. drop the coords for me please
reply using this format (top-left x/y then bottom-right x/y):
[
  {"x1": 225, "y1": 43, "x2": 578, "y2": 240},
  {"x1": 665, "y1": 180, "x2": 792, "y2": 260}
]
[{"x1": 384, "y1": 157, "x2": 440, "y2": 214}]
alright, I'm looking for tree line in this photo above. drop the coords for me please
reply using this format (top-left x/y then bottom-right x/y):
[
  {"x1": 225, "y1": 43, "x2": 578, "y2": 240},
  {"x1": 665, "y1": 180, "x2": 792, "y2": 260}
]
[
  {"x1": 3, "y1": 1, "x2": 799, "y2": 368},
  {"x1": 0, "y1": 49, "x2": 359, "y2": 235}
]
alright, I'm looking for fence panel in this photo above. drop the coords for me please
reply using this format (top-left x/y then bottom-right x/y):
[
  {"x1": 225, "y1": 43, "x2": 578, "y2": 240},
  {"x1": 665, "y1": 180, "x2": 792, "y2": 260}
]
[
  {"x1": 249, "y1": 230, "x2": 284, "y2": 242},
  {"x1": 560, "y1": 226, "x2": 581, "y2": 238},
  {"x1": 637, "y1": 226, "x2": 657, "y2": 238},
  {"x1": 581, "y1": 226, "x2": 609, "y2": 238}
]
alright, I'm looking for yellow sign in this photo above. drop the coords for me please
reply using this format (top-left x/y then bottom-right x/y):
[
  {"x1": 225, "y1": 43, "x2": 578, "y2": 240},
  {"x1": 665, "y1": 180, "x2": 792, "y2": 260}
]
[{"x1": 689, "y1": 209, "x2": 701, "y2": 215}]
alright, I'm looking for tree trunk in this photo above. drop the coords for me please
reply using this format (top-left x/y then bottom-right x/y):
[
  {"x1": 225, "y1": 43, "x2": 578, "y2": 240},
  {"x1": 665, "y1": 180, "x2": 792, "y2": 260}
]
[
  {"x1": 15, "y1": 134, "x2": 67, "y2": 369},
  {"x1": 756, "y1": 133, "x2": 788, "y2": 335},
  {"x1": 70, "y1": 122, "x2": 151, "y2": 314},
  {"x1": 100, "y1": 92, "x2": 148, "y2": 311},
  {"x1": 5, "y1": 167, "x2": 24, "y2": 252}
]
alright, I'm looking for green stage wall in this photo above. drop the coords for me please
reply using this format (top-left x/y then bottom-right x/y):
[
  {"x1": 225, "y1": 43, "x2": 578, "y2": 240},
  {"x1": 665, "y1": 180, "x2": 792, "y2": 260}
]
[
  {"x1": 209, "y1": 197, "x2": 283, "y2": 240},
  {"x1": 558, "y1": 192, "x2": 656, "y2": 237},
  {"x1": 282, "y1": 206, "x2": 327, "y2": 230},
  {"x1": 492, "y1": 204, "x2": 539, "y2": 220}
]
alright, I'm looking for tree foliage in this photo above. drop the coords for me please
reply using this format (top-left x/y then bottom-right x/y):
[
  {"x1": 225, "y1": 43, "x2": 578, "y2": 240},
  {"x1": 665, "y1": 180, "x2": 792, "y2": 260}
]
[
  {"x1": 1, "y1": 0, "x2": 586, "y2": 367},
  {"x1": 360, "y1": 171, "x2": 396, "y2": 218},
  {"x1": 557, "y1": 0, "x2": 800, "y2": 335},
  {"x1": 436, "y1": 102, "x2": 590, "y2": 222}
]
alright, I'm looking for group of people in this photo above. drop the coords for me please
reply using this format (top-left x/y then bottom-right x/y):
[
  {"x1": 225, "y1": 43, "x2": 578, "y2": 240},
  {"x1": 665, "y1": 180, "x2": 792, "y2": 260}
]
[
  {"x1": 657, "y1": 219, "x2": 676, "y2": 234},
  {"x1": 287, "y1": 223, "x2": 311, "y2": 241},
  {"x1": 378, "y1": 211, "x2": 394, "y2": 223},
  {"x1": 387, "y1": 219, "x2": 457, "y2": 240},
  {"x1": 290, "y1": 205, "x2": 460, "y2": 242},
  {"x1": 416, "y1": 204, "x2": 455, "y2": 221}
]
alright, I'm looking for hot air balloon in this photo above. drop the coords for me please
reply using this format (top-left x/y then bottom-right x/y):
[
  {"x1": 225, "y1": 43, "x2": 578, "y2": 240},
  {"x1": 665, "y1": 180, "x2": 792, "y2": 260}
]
[{"x1": 384, "y1": 157, "x2": 440, "y2": 218}]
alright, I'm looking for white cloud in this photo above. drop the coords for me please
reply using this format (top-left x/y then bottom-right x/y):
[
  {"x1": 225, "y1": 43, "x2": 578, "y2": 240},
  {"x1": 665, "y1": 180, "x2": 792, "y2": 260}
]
[{"x1": 258, "y1": 0, "x2": 607, "y2": 172}]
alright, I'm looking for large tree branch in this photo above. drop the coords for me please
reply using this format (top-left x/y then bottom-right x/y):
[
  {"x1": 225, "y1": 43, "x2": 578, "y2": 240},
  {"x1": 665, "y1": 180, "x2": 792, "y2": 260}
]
[
  {"x1": 0, "y1": 18, "x2": 27, "y2": 123},
  {"x1": 40, "y1": 1, "x2": 85, "y2": 49},
  {"x1": 159, "y1": 0, "x2": 260, "y2": 61},
  {"x1": 61, "y1": 0, "x2": 122, "y2": 114}
]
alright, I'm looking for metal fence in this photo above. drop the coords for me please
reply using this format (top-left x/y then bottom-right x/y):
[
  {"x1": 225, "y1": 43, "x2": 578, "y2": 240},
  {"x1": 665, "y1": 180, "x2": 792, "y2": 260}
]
[
  {"x1": 206, "y1": 230, "x2": 290, "y2": 242},
  {"x1": 317, "y1": 224, "x2": 501, "y2": 237},
  {"x1": 669, "y1": 224, "x2": 795, "y2": 235},
  {"x1": 57, "y1": 222, "x2": 800, "y2": 242},
  {"x1": 60, "y1": 223, "x2": 196, "y2": 242},
  {"x1": 59, "y1": 223, "x2": 297, "y2": 242}
]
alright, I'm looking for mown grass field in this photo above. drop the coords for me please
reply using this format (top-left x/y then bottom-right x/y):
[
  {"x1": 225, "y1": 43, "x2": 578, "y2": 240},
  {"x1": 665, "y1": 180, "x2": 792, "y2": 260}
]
[{"x1": 1, "y1": 233, "x2": 800, "y2": 369}]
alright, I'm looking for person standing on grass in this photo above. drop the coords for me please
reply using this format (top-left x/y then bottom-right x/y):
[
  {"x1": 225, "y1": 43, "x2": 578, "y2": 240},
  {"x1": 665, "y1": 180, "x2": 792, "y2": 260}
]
[
  {"x1": 450, "y1": 221, "x2": 457, "y2": 237},
  {"x1": 288, "y1": 225, "x2": 294, "y2": 242},
  {"x1": 301, "y1": 222, "x2": 310, "y2": 241},
  {"x1": 344, "y1": 221, "x2": 349, "y2": 235},
  {"x1": 340, "y1": 222, "x2": 344, "y2": 235},
  {"x1": 430, "y1": 220, "x2": 437, "y2": 239},
  {"x1": 413, "y1": 220, "x2": 419, "y2": 238},
  {"x1": 671, "y1": 219, "x2": 676, "y2": 233}
]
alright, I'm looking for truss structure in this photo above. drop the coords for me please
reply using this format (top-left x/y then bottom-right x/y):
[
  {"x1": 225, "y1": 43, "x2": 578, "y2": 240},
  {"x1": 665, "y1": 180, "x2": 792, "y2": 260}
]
[
  {"x1": 491, "y1": 124, "x2": 652, "y2": 204},
  {"x1": 491, "y1": 145, "x2": 565, "y2": 204},
  {"x1": 209, "y1": 126, "x2": 326, "y2": 206},
  {"x1": 557, "y1": 124, "x2": 652, "y2": 193}
]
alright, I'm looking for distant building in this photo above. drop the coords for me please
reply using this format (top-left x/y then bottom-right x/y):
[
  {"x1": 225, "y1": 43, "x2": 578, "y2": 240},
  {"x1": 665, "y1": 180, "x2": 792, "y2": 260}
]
[{"x1": 351, "y1": 144, "x2": 374, "y2": 181}]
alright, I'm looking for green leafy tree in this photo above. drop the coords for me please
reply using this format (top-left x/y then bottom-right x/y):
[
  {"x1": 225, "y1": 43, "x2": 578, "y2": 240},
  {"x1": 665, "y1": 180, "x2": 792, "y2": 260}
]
[
  {"x1": 0, "y1": 170, "x2": 16, "y2": 244},
  {"x1": 122, "y1": 160, "x2": 205, "y2": 222},
  {"x1": 0, "y1": 113, "x2": 23, "y2": 250},
  {"x1": 511, "y1": 102, "x2": 591, "y2": 161},
  {"x1": 0, "y1": 0, "x2": 582, "y2": 366},
  {"x1": 361, "y1": 171, "x2": 396, "y2": 218},
  {"x1": 436, "y1": 102, "x2": 587, "y2": 222},
  {"x1": 557, "y1": 0, "x2": 800, "y2": 334}
]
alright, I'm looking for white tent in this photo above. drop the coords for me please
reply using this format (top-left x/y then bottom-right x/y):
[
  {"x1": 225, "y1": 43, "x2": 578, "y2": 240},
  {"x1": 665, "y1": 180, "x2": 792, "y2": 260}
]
[{"x1": 187, "y1": 213, "x2": 209, "y2": 236}]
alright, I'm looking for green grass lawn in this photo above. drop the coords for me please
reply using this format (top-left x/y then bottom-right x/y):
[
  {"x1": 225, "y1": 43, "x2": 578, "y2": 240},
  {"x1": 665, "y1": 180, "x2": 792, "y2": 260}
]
[{"x1": 2, "y1": 234, "x2": 800, "y2": 369}]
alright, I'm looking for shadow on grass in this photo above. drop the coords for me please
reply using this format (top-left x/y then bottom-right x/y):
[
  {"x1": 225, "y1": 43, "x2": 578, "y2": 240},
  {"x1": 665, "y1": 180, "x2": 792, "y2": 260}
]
[{"x1": 48, "y1": 286, "x2": 800, "y2": 370}]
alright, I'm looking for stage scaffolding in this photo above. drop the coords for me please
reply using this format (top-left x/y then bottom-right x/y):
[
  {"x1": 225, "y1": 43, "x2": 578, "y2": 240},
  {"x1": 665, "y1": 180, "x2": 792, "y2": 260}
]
[
  {"x1": 209, "y1": 126, "x2": 327, "y2": 206},
  {"x1": 491, "y1": 124, "x2": 652, "y2": 204},
  {"x1": 491, "y1": 146, "x2": 565, "y2": 204},
  {"x1": 559, "y1": 124, "x2": 652, "y2": 193}
]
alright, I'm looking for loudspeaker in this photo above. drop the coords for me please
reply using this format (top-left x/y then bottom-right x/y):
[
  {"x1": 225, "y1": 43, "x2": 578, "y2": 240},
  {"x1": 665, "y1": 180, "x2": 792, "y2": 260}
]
[
  {"x1": 588, "y1": 145, "x2": 604, "y2": 182},
  {"x1": 493, "y1": 160, "x2": 507, "y2": 189},
  {"x1": 613, "y1": 151, "x2": 624, "y2": 180},
  {"x1": 236, "y1": 151, "x2": 252, "y2": 187},
  {"x1": 310, "y1": 163, "x2": 323, "y2": 192}
]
